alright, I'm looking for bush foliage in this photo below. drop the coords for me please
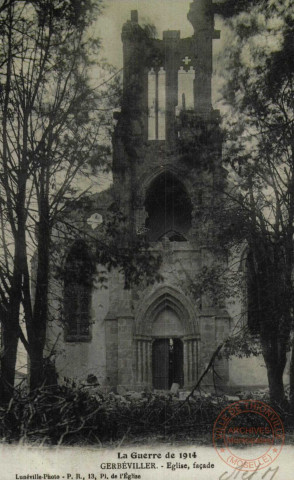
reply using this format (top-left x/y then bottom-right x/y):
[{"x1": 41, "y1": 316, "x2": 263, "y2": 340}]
[{"x1": 0, "y1": 384, "x2": 235, "y2": 445}]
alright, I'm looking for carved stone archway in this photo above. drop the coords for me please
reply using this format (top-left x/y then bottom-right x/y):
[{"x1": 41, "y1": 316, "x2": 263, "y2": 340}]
[{"x1": 135, "y1": 286, "x2": 200, "y2": 389}]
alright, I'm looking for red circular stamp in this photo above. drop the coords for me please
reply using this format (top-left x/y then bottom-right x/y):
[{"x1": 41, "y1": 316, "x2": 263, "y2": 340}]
[{"x1": 213, "y1": 400, "x2": 284, "y2": 471}]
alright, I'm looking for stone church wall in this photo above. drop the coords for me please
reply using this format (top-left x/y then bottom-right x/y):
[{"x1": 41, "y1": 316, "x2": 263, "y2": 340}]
[
  {"x1": 44, "y1": 2, "x2": 282, "y2": 394},
  {"x1": 46, "y1": 270, "x2": 110, "y2": 386},
  {"x1": 45, "y1": 241, "x2": 274, "y2": 392}
]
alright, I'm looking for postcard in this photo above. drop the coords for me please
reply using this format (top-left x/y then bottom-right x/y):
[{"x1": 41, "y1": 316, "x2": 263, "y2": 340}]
[{"x1": 1, "y1": 0, "x2": 293, "y2": 479}]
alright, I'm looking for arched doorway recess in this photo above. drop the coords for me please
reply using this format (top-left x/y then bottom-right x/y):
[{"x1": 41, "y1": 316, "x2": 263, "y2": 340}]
[{"x1": 135, "y1": 287, "x2": 199, "y2": 390}]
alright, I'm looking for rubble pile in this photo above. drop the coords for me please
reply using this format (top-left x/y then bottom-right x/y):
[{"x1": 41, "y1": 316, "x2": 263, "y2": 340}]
[{"x1": 0, "y1": 383, "x2": 273, "y2": 445}]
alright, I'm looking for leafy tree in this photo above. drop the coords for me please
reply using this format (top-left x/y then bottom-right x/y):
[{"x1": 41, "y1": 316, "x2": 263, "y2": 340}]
[
  {"x1": 0, "y1": 0, "x2": 107, "y2": 399},
  {"x1": 176, "y1": 0, "x2": 294, "y2": 409},
  {"x1": 0, "y1": 0, "x2": 161, "y2": 401},
  {"x1": 210, "y1": 0, "x2": 294, "y2": 408}
]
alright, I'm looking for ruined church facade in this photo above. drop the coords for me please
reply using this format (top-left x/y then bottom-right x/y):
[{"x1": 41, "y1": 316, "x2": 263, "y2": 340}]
[{"x1": 47, "y1": 0, "x2": 269, "y2": 392}]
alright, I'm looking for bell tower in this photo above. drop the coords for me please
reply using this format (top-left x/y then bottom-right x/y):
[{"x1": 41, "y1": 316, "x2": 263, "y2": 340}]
[
  {"x1": 112, "y1": 0, "x2": 222, "y2": 239},
  {"x1": 106, "y1": 1, "x2": 230, "y2": 392}
]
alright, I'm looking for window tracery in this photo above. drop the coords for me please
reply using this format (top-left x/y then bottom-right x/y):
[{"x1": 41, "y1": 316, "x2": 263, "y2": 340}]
[{"x1": 64, "y1": 240, "x2": 93, "y2": 342}]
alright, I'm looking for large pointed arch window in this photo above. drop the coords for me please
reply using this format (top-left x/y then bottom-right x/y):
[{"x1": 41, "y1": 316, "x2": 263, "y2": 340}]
[
  {"x1": 144, "y1": 172, "x2": 192, "y2": 242},
  {"x1": 64, "y1": 240, "x2": 93, "y2": 342}
]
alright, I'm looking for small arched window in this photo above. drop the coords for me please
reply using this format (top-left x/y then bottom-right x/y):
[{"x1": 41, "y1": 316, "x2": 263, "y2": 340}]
[{"x1": 64, "y1": 240, "x2": 93, "y2": 342}]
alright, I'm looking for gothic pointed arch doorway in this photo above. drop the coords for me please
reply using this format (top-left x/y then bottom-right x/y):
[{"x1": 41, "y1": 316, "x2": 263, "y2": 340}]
[{"x1": 135, "y1": 286, "x2": 200, "y2": 390}]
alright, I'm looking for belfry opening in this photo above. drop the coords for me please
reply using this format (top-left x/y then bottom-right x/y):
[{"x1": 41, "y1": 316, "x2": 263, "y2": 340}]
[{"x1": 144, "y1": 172, "x2": 192, "y2": 242}]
